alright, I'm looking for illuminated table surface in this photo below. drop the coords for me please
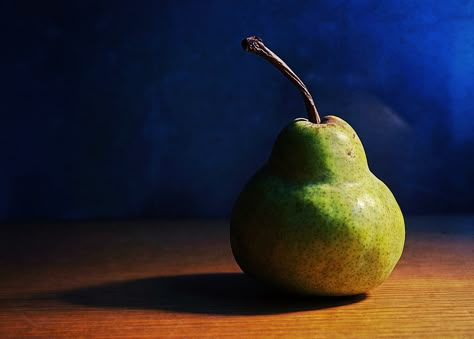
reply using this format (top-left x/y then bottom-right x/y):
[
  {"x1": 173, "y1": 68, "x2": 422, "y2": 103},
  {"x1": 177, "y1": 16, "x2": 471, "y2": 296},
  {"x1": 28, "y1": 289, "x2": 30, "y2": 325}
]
[{"x1": 0, "y1": 216, "x2": 473, "y2": 338}]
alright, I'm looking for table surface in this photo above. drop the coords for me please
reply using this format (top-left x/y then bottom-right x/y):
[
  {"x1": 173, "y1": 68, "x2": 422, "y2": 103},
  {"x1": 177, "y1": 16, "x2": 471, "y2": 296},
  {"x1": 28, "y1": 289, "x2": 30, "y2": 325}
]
[{"x1": 0, "y1": 216, "x2": 473, "y2": 338}]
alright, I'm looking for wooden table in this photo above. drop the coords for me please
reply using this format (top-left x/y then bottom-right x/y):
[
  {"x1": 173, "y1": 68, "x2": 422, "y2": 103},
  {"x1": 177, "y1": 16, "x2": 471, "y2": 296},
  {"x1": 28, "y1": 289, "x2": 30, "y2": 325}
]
[{"x1": 0, "y1": 216, "x2": 473, "y2": 338}]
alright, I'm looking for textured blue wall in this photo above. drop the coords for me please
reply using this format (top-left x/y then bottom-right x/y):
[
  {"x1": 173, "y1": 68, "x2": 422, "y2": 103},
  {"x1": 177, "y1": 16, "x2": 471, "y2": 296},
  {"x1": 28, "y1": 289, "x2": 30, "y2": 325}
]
[{"x1": 1, "y1": 1, "x2": 473, "y2": 220}]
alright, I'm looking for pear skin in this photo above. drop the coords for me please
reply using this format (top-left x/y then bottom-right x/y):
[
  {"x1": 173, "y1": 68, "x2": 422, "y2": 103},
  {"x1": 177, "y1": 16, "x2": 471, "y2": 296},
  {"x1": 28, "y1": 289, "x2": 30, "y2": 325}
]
[{"x1": 231, "y1": 116, "x2": 405, "y2": 296}]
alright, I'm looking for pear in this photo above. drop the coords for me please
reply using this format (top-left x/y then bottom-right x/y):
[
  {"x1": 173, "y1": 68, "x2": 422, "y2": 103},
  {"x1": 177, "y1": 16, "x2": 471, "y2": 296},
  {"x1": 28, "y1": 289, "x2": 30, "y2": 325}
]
[{"x1": 230, "y1": 36, "x2": 405, "y2": 296}]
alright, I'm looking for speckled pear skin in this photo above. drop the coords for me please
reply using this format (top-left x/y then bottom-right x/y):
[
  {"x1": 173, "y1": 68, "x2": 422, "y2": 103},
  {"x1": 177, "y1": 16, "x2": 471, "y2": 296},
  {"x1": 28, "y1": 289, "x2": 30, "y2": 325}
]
[{"x1": 230, "y1": 115, "x2": 405, "y2": 296}]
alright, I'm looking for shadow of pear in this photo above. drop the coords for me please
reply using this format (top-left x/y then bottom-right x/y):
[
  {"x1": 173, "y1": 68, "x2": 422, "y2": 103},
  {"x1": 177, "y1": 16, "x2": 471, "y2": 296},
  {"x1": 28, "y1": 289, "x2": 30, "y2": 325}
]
[{"x1": 54, "y1": 273, "x2": 366, "y2": 315}]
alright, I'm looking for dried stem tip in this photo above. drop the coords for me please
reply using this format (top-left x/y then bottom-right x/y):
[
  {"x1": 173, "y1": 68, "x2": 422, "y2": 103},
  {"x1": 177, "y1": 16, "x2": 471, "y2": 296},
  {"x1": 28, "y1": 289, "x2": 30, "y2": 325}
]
[{"x1": 241, "y1": 36, "x2": 321, "y2": 124}]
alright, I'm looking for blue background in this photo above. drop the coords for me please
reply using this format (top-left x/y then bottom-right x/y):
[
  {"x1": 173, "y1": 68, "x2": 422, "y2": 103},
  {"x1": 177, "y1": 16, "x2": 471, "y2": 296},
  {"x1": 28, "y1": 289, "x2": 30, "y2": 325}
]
[{"x1": 1, "y1": 1, "x2": 473, "y2": 220}]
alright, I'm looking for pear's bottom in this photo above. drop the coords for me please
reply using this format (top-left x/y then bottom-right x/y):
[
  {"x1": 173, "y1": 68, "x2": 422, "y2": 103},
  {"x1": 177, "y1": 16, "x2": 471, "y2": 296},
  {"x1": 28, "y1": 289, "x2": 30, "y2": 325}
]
[
  {"x1": 232, "y1": 250, "x2": 400, "y2": 297},
  {"x1": 230, "y1": 224, "x2": 405, "y2": 297}
]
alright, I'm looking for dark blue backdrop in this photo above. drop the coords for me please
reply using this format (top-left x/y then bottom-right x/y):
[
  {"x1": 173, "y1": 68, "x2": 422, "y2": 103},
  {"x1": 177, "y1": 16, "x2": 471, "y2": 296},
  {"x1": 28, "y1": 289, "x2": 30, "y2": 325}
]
[{"x1": 1, "y1": 1, "x2": 473, "y2": 220}]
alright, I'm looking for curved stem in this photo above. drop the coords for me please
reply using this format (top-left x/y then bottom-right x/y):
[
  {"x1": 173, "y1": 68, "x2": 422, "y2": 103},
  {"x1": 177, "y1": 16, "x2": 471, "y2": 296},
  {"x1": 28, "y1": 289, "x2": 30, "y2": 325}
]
[{"x1": 242, "y1": 36, "x2": 321, "y2": 124}]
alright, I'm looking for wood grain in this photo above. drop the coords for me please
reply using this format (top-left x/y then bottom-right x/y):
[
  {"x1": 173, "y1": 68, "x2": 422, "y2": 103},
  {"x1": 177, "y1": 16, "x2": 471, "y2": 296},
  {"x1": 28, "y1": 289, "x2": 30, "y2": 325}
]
[{"x1": 0, "y1": 216, "x2": 473, "y2": 338}]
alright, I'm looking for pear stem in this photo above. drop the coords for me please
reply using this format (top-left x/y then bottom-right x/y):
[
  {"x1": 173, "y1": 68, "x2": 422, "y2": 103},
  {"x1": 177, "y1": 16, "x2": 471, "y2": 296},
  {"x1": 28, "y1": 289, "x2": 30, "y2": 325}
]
[{"x1": 242, "y1": 36, "x2": 321, "y2": 124}]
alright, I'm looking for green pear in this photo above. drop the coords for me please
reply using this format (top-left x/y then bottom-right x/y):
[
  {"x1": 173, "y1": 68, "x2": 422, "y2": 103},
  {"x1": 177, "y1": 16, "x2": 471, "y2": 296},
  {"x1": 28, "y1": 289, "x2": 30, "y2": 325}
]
[{"x1": 230, "y1": 36, "x2": 405, "y2": 296}]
